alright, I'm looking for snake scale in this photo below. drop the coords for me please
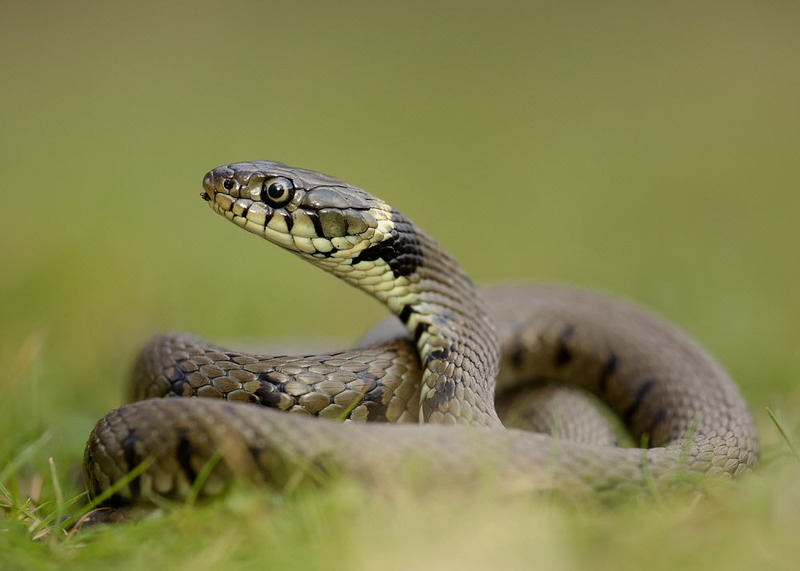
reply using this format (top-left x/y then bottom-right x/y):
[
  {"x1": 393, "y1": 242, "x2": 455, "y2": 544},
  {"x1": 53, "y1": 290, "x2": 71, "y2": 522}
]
[{"x1": 83, "y1": 161, "x2": 759, "y2": 505}]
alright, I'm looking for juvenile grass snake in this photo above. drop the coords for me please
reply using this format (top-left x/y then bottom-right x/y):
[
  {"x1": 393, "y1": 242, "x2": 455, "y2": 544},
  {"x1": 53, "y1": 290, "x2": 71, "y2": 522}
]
[{"x1": 83, "y1": 161, "x2": 758, "y2": 504}]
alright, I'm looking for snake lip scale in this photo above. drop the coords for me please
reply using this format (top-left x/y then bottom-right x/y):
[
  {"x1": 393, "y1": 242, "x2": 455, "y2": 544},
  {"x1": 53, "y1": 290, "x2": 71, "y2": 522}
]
[{"x1": 82, "y1": 160, "x2": 758, "y2": 507}]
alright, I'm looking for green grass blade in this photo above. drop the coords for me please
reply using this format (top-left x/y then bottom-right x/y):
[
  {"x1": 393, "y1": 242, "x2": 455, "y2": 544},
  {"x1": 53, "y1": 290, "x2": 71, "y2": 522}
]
[
  {"x1": 185, "y1": 451, "x2": 223, "y2": 508},
  {"x1": 60, "y1": 457, "x2": 154, "y2": 531},
  {"x1": 766, "y1": 407, "x2": 800, "y2": 462}
]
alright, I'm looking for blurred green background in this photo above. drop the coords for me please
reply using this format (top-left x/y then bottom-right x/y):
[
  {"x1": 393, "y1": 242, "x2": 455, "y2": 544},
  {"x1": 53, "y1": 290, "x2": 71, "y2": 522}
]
[{"x1": 1, "y1": 0, "x2": 798, "y2": 521}]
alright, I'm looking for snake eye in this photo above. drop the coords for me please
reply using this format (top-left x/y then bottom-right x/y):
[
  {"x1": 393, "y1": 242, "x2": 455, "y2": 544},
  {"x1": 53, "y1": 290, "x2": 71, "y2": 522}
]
[
  {"x1": 261, "y1": 177, "x2": 295, "y2": 207},
  {"x1": 222, "y1": 179, "x2": 236, "y2": 191}
]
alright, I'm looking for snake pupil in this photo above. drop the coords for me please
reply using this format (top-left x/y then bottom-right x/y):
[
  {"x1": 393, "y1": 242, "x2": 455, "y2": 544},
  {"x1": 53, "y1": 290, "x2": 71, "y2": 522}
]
[
  {"x1": 268, "y1": 183, "x2": 285, "y2": 198},
  {"x1": 223, "y1": 179, "x2": 235, "y2": 190}
]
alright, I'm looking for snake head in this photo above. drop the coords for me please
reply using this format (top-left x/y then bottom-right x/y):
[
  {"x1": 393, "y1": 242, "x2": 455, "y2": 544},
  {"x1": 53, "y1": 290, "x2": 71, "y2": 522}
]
[
  {"x1": 202, "y1": 161, "x2": 398, "y2": 263},
  {"x1": 202, "y1": 160, "x2": 426, "y2": 311}
]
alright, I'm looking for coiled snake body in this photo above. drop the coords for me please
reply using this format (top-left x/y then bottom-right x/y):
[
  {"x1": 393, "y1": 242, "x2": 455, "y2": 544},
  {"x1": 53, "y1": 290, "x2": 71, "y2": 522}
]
[{"x1": 83, "y1": 161, "x2": 758, "y2": 504}]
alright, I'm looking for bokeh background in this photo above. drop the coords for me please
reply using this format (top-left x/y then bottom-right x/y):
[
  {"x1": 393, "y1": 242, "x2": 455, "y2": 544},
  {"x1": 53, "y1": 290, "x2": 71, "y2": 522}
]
[{"x1": 1, "y1": 0, "x2": 799, "y2": 565}]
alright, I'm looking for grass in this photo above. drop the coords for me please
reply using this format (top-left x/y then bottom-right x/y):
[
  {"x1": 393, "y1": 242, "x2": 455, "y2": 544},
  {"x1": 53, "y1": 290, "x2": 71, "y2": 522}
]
[
  {"x1": 2, "y1": 0, "x2": 799, "y2": 569},
  {"x1": 1, "y1": 447, "x2": 799, "y2": 570}
]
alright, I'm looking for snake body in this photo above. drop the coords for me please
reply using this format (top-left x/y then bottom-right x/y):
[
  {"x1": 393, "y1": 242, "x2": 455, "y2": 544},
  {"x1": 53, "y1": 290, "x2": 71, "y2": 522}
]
[{"x1": 83, "y1": 161, "x2": 758, "y2": 504}]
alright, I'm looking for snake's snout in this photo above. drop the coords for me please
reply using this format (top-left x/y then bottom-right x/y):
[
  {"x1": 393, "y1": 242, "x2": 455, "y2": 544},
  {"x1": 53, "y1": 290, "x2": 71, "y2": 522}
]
[{"x1": 201, "y1": 171, "x2": 215, "y2": 202}]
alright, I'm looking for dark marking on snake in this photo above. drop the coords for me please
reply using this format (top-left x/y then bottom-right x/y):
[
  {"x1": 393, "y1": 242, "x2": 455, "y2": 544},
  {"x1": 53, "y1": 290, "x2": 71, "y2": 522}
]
[
  {"x1": 414, "y1": 322, "x2": 429, "y2": 343},
  {"x1": 597, "y1": 352, "x2": 618, "y2": 394},
  {"x1": 254, "y1": 380, "x2": 283, "y2": 408},
  {"x1": 121, "y1": 430, "x2": 139, "y2": 472},
  {"x1": 121, "y1": 429, "x2": 141, "y2": 497},
  {"x1": 248, "y1": 445, "x2": 264, "y2": 466},
  {"x1": 172, "y1": 379, "x2": 189, "y2": 396},
  {"x1": 350, "y1": 236, "x2": 407, "y2": 274},
  {"x1": 509, "y1": 343, "x2": 524, "y2": 369},
  {"x1": 644, "y1": 408, "x2": 667, "y2": 443},
  {"x1": 441, "y1": 379, "x2": 456, "y2": 400},
  {"x1": 274, "y1": 211, "x2": 293, "y2": 233},
  {"x1": 425, "y1": 345, "x2": 452, "y2": 367},
  {"x1": 424, "y1": 379, "x2": 457, "y2": 411},
  {"x1": 363, "y1": 399, "x2": 384, "y2": 421},
  {"x1": 305, "y1": 210, "x2": 325, "y2": 239},
  {"x1": 509, "y1": 324, "x2": 525, "y2": 369},
  {"x1": 623, "y1": 378, "x2": 656, "y2": 424},
  {"x1": 176, "y1": 429, "x2": 197, "y2": 484},
  {"x1": 351, "y1": 211, "x2": 423, "y2": 279},
  {"x1": 366, "y1": 384, "x2": 387, "y2": 405},
  {"x1": 420, "y1": 396, "x2": 436, "y2": 419},
  {"x1": 398, "y1": 304, "x2": 414, "y2": 324},
  {"x1": 554, "y1": 326, "x2": 575, "y2": 367},
  {"x1": 166, "y1": 366, "x2": 184, "y2": 382},
  {"x1": 389, "y1": 209, "x2": 423, "y2": 277}
]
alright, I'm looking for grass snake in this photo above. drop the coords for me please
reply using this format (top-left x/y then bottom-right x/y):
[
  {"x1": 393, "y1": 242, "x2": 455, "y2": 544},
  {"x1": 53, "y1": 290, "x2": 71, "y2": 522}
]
[{"x1": 83, "y1": 161, "x2": 759, "y2": 505}]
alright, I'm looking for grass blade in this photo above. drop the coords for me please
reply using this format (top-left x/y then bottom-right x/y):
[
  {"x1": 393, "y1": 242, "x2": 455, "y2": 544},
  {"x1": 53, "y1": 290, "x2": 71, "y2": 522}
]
[{"x1": 766, "y1": 407, "x2": 800, "y2": 462}]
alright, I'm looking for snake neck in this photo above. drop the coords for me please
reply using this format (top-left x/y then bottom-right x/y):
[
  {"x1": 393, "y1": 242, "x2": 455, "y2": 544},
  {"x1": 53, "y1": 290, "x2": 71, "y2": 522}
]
[
  {"x1": 338, "y1": 205, "x2": 502, "y2": 427},
  {"x1": 413, "y1": 228, "x2": 501, "y2": 427}
]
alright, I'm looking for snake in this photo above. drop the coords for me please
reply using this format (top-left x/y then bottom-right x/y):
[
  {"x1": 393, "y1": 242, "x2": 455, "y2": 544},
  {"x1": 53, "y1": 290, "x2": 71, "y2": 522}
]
[{"x1": 82, "y1": 161, "x2": 759, "y2": 505}]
